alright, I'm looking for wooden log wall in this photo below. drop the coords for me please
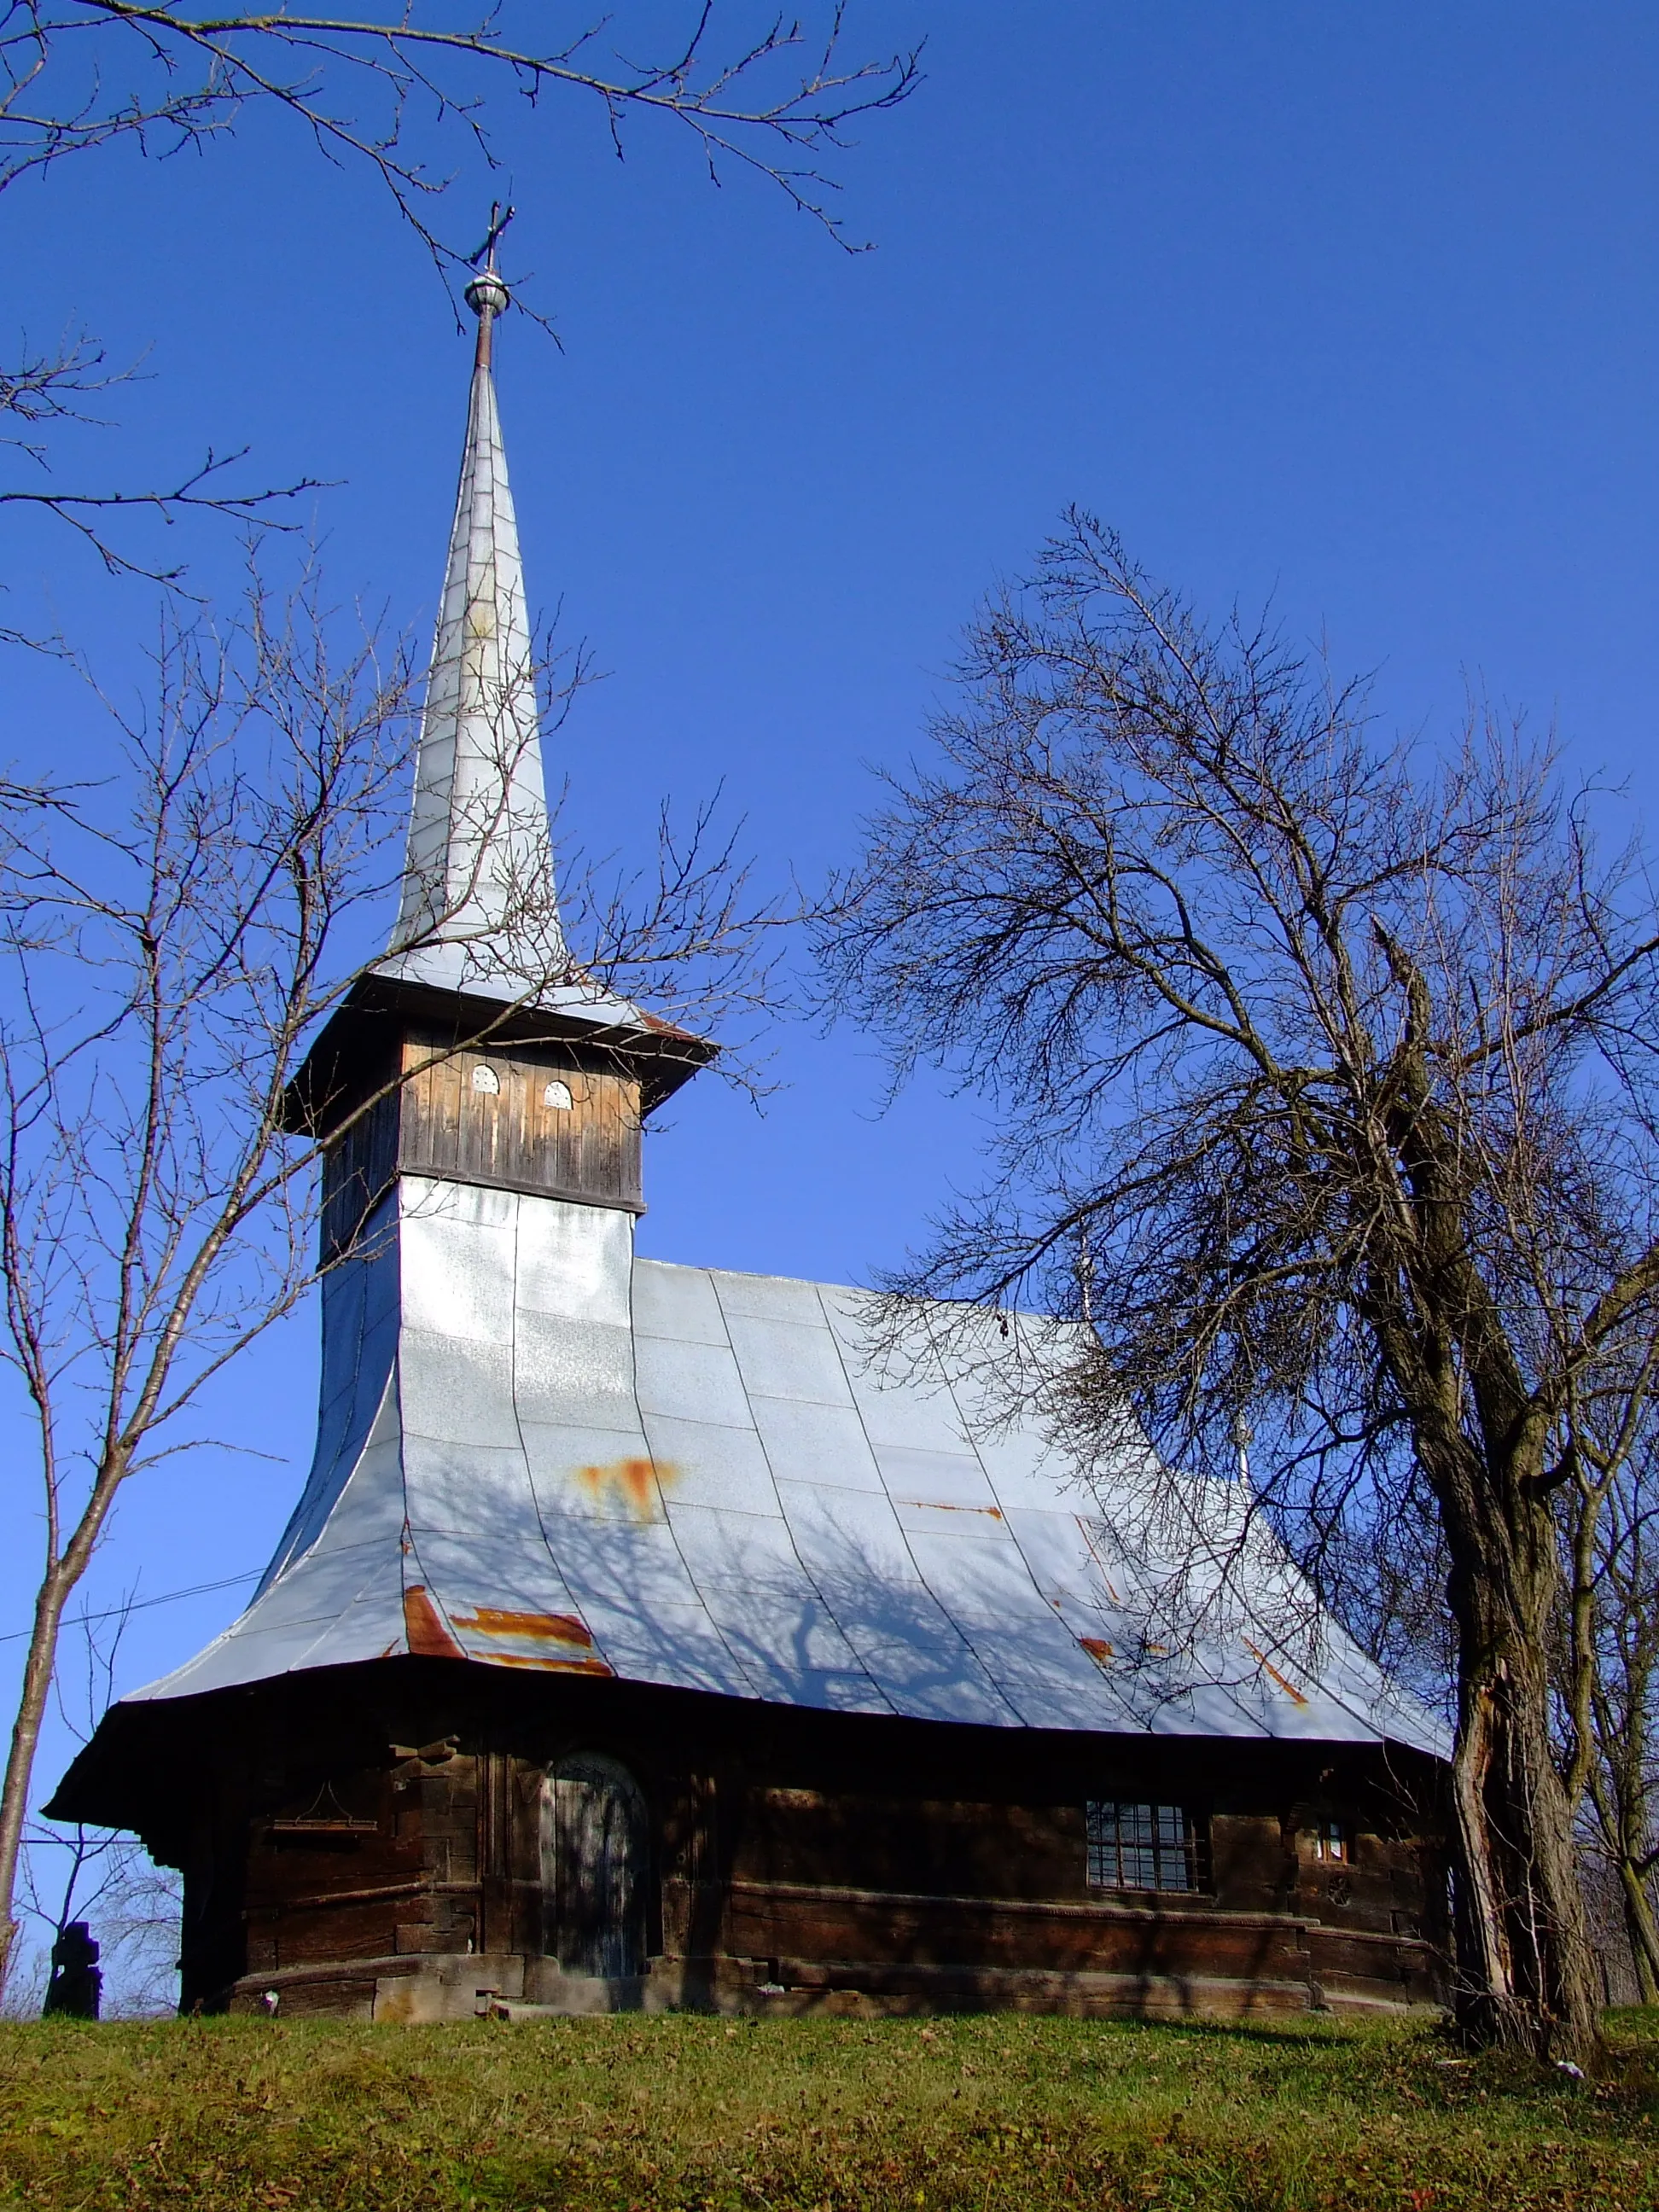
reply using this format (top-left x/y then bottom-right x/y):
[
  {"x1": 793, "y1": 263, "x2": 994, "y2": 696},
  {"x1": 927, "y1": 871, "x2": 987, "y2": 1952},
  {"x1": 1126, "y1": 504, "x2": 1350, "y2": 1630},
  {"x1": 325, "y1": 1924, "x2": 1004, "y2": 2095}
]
[
  {"x1": 318, "y1": 1051, "x2": 400, "y2": 1263},
  {"x1": 242, "y1": 1761, "x2": 435, "y2": 1984},
  {"x1": 175, "y1": 1669, "x2": 1448, "y2": 2019}
]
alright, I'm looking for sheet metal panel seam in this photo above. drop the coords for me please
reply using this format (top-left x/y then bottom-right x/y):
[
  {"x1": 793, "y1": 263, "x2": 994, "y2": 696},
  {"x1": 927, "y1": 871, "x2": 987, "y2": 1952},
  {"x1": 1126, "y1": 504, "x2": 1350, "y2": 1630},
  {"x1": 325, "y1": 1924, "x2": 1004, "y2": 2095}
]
[
  {"x1": 630, "y1": 1260, "x2": 772, "y2": 1703},
  {"x1": 1201, "y1": 1507, "x2": 1337, "y2": 1739},
  {"x1": 942, "y1": 1390, "x2": 1148, "y2": 1736},
  {"x1": 860, "y1": 1300, "x2": 1072, "y2": 1730},
  {"x1": 955, "y1": 1371, "x2": 1173, "y2": 1737},
  {"x1": 256, "y1": 1257, "x2": 370, "y2": 1599},
  {"x1": 504, "y1": 1192, "x2": 620, "y2": 1674},
  {"x1": 148, "y1": 1522, "x2": 403, "y2": 1698},
  {"x1": 926, "y1": 1310, "x2": 1103, "y2": 1732},
  {"x1": 1301, "y1": 1634, "x2": 1431, "y2": 1752},
  {"x1": 707, "y1": 1269, "x2": 892, "y2": 1715},
  {"x1": 967, "y1": 1317, "x2": 1371, "y2": 1742},
  {"x1": 928, "y1": 1318, "x2": 1307, "y2": 1743},
  {"x1": 266, "y1": 1543, "x2": 406, "y2": 1680},
  {"x1": 390, "y1": 1301, "x2": 428, "y2": 1657},
  {"x1": 810, "y1": 1280, "x2": 1023, "y2": 1726},
  {"x1": 257, "y1": 1231, "x2": 397, "y2": 1604}
]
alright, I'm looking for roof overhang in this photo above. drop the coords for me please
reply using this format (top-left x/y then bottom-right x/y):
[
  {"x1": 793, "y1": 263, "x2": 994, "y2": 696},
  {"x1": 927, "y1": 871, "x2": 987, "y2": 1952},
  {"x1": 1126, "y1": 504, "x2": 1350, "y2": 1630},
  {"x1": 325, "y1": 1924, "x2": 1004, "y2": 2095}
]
[
  {"x1": 49, "y1": 1656, "x2": 1447, "y2": 1851},
  {"x1": 281, "y1": 972, "x2": 718, "y2": 1138}
]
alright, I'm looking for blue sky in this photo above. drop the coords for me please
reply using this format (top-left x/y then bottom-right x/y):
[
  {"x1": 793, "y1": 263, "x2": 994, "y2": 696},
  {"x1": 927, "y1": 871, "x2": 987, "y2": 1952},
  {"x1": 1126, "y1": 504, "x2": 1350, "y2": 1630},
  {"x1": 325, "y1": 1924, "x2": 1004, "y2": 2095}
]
[{"x1": 3, "y1": 4, "x2": 1658, "y2": 1765}]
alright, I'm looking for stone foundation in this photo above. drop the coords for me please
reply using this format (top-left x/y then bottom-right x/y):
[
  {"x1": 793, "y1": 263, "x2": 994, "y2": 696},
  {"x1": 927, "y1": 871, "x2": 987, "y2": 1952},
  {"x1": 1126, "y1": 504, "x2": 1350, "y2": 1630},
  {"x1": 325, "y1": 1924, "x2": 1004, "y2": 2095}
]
[{"x1": 226, "y1": 1937, "x2": 1442, "y2": 2025}]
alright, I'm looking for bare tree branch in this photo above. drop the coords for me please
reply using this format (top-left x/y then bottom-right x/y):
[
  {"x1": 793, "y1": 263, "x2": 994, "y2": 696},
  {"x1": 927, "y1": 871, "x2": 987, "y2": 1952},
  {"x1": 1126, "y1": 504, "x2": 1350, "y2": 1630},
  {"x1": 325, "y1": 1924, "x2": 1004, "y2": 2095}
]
[
  {"x1": 0, "y1": 6, "x2": 920, "y2": 608},
  {"x1": 3, "y1": 3, "x2": 922, "y2": 259},
  {"x1": 0, "y1": 335, "x2": 317, "y2": 643}
]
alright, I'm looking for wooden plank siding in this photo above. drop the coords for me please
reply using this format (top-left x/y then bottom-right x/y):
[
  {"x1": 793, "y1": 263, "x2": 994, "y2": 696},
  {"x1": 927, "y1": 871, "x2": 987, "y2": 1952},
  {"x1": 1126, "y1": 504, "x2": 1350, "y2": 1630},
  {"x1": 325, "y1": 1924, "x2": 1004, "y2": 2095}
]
[
  {"x1": 319, "y1": 1072, "x2": 400, "y2": 1262},
  {"x1": 398, "y1": 1031, "x2": 642, "y2": 1213},
  {"x1": 318, "y1": 1028, "x2": 644, "y2": 1257}
]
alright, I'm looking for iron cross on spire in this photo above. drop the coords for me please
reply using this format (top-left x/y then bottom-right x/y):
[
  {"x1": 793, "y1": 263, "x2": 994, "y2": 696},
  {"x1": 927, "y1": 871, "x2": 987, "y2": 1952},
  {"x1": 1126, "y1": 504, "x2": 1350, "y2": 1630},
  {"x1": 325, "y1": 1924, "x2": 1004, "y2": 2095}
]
[
  {"x1": 470, "y1": 200, "x2": 516, "y2": 272},
  {"x1": 463, "y1": 201, "x2": 515, "y2": 370}
]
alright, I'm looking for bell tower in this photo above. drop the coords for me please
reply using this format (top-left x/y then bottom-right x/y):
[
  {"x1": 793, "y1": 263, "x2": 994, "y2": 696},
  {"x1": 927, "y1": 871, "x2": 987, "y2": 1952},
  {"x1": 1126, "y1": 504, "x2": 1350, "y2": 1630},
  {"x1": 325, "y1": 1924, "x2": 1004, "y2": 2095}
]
[
  {"x1": 286, "y1": 247, "x2": 713, "y2": 1260},
  {"x1": 240, "y1": 244, "x2": 713, "y2": 1641}
]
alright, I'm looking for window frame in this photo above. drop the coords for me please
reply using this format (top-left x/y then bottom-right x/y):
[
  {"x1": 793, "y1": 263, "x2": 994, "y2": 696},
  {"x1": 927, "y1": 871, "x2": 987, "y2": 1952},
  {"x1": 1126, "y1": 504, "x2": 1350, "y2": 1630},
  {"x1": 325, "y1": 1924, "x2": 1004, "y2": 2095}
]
[{"x1": 1084, "y1": 1799, "x2": 1205, "y2": 1895}]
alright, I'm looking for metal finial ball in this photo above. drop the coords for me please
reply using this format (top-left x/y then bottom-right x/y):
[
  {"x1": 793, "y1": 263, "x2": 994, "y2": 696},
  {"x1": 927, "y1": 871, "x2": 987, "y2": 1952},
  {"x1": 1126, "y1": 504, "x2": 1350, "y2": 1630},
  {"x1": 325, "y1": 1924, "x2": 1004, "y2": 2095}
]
[
  {"x1": 1229, "y1": 1412, "x2": 1254, "y2": 1451},
  {"x1": 465, "y1": 268, "x2": 510, "y2": 319}
]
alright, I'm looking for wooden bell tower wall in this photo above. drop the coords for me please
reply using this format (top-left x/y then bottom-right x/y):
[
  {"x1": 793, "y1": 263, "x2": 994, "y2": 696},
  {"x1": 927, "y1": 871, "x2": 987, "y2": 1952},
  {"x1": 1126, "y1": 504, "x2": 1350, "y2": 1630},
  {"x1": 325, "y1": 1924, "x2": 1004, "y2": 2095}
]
[{"x1": 321, "y1": 1027, "x2": 643, "y2": 1258}]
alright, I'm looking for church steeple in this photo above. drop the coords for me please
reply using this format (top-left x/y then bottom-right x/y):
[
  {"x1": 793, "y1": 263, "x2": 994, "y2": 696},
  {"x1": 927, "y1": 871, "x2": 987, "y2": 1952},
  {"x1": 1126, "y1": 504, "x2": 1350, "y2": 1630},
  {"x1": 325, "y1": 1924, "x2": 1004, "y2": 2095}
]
[
  {"x1": 381, "y1": 248, "x2": 567, "y2": 1002},
  {"x1": 287, "y1": 242, "x2": 714, "y2": 1162}
]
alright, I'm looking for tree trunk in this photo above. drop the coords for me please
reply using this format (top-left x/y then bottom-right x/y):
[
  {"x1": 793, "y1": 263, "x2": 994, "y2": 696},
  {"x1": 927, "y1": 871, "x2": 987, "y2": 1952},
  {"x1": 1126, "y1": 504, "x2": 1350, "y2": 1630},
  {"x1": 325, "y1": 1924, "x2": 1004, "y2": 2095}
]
[
  {"x1": 1369, "y1": 1012, "x2": 1605, "y2": 2058},
  {"x1": 1447, "y1": 1582, "x2": 1602, "y2": 2058},
  {"x1": 1616, "y1": 1856, "x2": 1659, "y2": 2005},
  {"x1": 0, "y1": 1571, "x2": 75, "y2": 1991}
]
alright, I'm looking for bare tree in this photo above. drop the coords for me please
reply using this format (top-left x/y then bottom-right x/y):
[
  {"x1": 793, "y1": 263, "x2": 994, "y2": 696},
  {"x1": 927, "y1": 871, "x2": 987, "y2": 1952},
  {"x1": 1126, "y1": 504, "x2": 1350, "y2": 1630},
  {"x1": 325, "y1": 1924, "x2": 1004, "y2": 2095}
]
[
  {"x1": 815, "y1": 512, "x2": 1659, "y2": 2061},
  {"x1": 0, "y1": 559, "x2": 781, "y2": 1989}
]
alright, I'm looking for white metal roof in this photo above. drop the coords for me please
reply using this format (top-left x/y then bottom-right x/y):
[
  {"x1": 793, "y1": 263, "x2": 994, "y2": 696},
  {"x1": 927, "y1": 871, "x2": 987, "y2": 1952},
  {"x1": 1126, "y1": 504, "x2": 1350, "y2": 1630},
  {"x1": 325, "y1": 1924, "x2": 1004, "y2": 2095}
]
[{"x1": 131, "y1": 1180, "x2": 1447, "y2": 1759}]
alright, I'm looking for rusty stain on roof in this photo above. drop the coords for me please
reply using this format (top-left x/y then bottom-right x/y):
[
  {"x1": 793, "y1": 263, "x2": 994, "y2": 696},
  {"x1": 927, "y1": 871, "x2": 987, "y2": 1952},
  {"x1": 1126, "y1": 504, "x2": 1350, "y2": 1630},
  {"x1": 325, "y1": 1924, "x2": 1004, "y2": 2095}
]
[
  {"x1": 1078, "y1": 1637, "x2": 1115, "y2": 1671},
  {"x1": 639, "y1": 1008, "x2": 701, "y2": 1041},
  {"x1": 451, "y1": 1605, "x2": 595, "y2": 1648},
  {"x1": 445, "y1": 1603, "x2": 614, "y2": 1674},
  {"x1": 901, "y1": 1499, "x2": 1004, "y2": 1520},
  {"x1": 1243, "y1": 1637, "x2": 1310, "y2": 1707},
  {"x1": 403, "y1": 1585, "x2": 463, "y2": 1660},
  {"x1": 576, "y1": 1456, "x2": 673, "y2": 1521}
]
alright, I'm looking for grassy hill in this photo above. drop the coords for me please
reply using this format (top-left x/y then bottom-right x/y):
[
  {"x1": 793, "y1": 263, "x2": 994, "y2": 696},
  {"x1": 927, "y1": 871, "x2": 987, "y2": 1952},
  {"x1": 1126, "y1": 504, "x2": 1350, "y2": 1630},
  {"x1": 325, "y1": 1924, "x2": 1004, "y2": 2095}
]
[{"x1": 1, "y1": 2010, "x2": 1656, "y2": 2210}]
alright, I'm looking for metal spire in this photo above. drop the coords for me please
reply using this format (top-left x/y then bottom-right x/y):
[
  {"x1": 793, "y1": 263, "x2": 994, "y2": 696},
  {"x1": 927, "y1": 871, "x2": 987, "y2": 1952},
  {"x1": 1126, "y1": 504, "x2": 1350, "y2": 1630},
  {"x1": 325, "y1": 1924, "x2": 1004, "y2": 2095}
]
[{"x1": 387, "y1": 204, "x2": 567, "y2": 998}]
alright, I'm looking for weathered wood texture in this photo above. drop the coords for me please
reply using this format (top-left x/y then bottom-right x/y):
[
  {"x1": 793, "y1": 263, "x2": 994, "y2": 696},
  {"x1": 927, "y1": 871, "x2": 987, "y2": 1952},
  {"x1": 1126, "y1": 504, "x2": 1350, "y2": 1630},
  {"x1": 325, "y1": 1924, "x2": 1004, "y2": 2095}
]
[
  {"x1": 102, "y1": 1663, "x2": 1447, "y2": 2020},
  {"x1": 320, "y1": 1030, "x2": 643, "y2": 1256},
  {"x1": 399, "y1": 1033, "x2": 642, "y2": 1212},
  {"x1": 242, "y1": 1756, "x2": 463, "y2": 1976},
  {"x1": 318, "y1": 1045, "x2": 400, "y2": 1262}
]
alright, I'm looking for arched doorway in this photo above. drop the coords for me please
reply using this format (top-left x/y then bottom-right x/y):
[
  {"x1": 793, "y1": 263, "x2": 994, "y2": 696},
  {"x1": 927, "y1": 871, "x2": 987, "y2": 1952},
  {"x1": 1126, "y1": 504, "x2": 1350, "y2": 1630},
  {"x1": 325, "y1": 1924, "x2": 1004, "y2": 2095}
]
[{"x1": 539, "y1": 1753, "x2": 649, "y2": 1978}]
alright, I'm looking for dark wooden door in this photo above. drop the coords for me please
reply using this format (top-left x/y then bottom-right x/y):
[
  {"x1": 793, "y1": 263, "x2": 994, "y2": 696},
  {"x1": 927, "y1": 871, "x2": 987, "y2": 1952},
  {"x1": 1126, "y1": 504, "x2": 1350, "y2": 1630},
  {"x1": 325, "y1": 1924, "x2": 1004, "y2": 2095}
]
[{"x1": 540, "y1": 1755, "x2": 649, "y2": 1977}]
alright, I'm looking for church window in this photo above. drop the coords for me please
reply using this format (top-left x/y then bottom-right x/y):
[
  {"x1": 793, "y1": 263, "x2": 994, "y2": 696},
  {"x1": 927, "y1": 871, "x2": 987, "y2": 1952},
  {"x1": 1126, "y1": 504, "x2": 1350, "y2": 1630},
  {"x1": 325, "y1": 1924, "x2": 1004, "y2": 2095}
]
[
  {"x1": 1086, "y1": 1800, "x2": 1197, "y2": 1892},
  {"x1": 1313, "y1": 1819, "x2": 1348, "y2": 1862},
  {"x1": 544, "y1": 1079, "x2": 573, "y2": 1110},
  {"x1": 471, "y1": 1064, "x2": 500, "y2": 1095}
]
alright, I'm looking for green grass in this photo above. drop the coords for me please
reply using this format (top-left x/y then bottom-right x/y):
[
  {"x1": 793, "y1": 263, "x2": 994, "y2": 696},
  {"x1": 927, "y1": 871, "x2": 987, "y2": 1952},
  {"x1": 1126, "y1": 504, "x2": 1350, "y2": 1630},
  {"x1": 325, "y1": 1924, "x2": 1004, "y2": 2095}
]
[{"x1": 1, "y1": 2011, "x2": 1656, "y2": 2211}]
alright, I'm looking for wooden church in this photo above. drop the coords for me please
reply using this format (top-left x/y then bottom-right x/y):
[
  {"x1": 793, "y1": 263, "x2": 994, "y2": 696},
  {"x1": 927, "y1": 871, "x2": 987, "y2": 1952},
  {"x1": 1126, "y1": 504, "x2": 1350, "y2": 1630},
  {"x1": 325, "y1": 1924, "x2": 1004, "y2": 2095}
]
[{"x1": 52, "y1": 263, "x2": 1452, "y2": 2023}]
